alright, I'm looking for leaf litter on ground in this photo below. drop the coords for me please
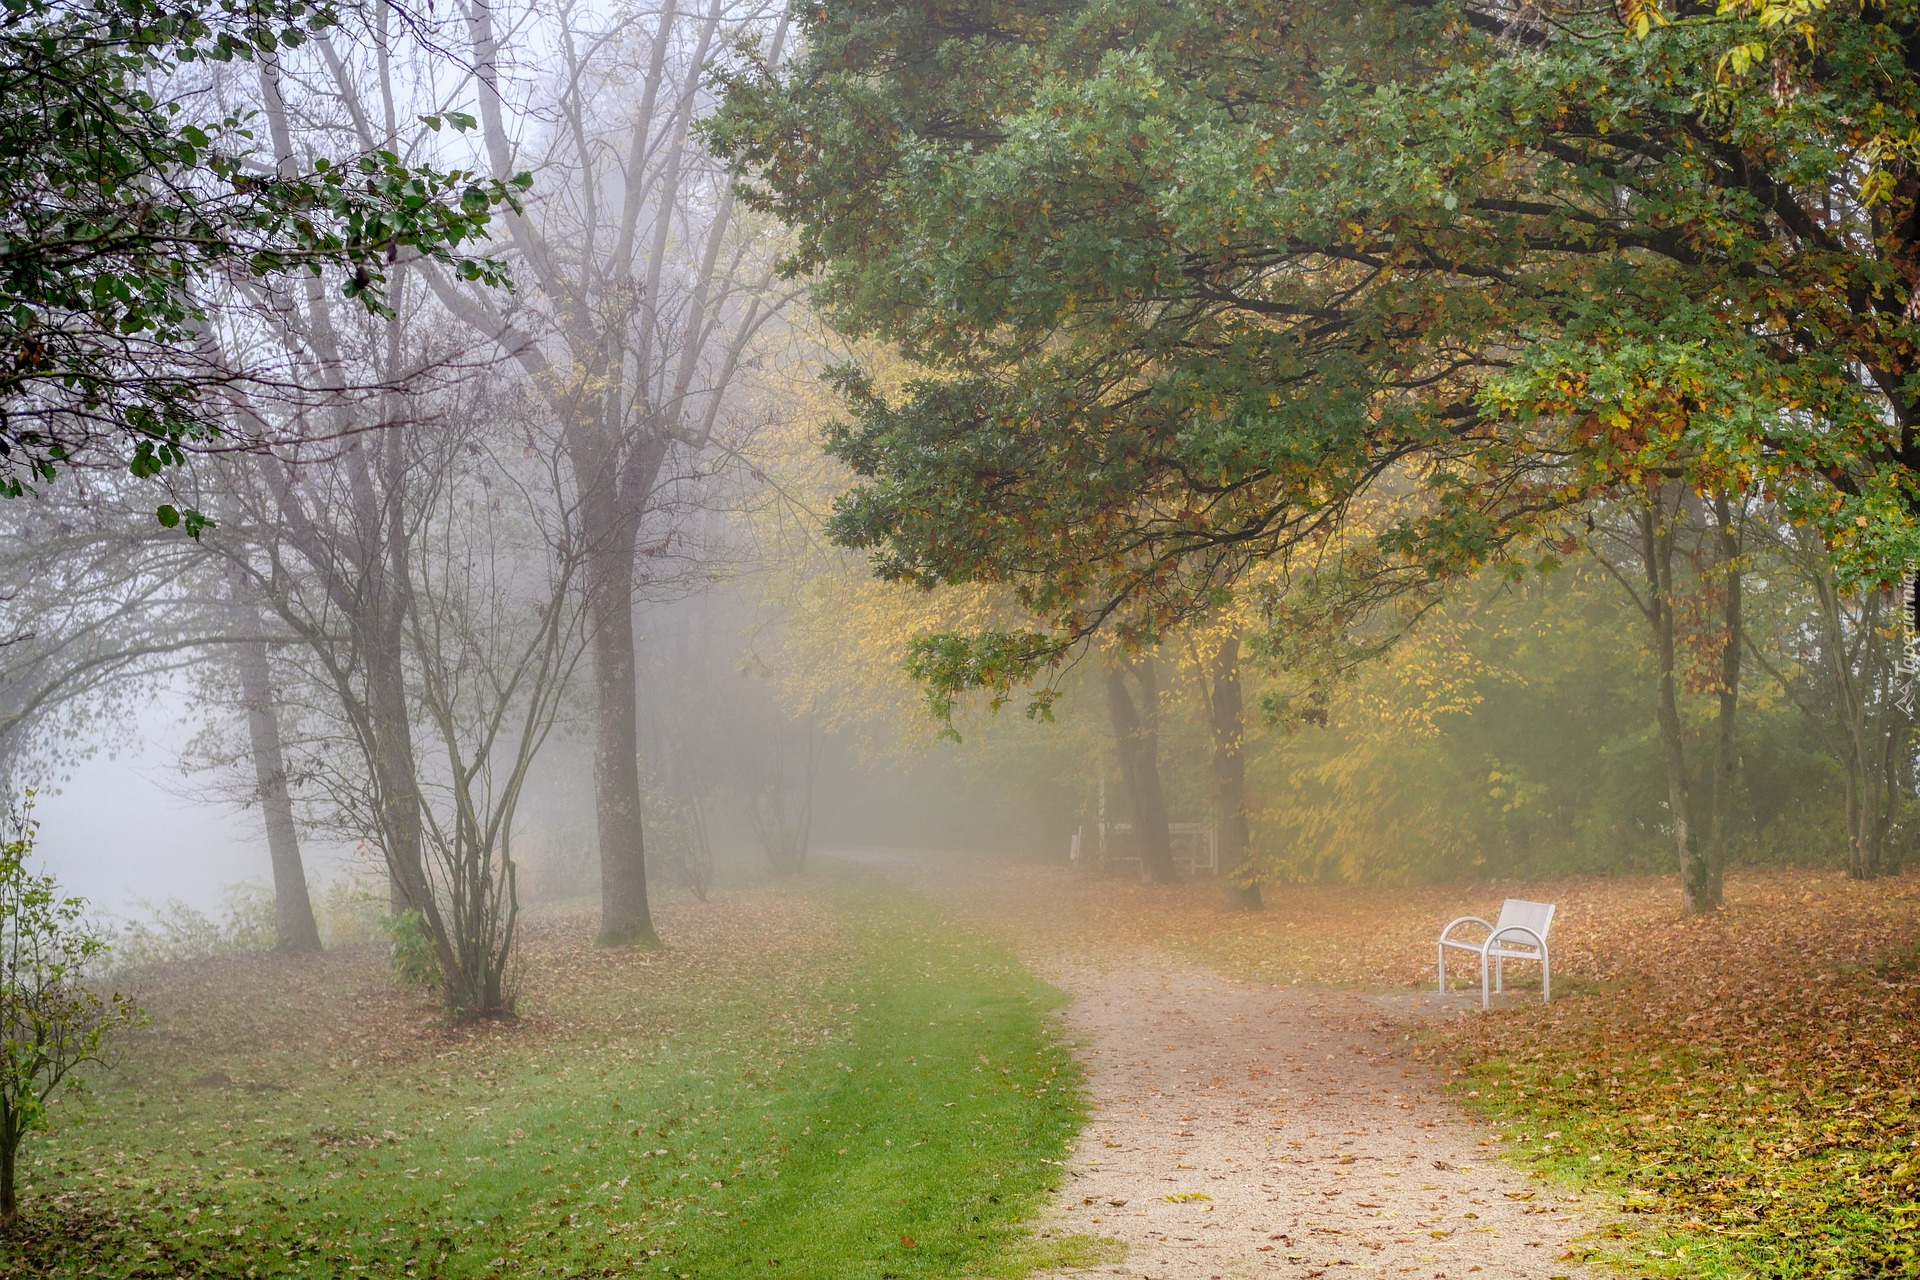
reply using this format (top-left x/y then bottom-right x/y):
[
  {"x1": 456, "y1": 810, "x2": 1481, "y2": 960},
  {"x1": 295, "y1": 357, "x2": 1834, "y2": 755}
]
[{"x1": 904, "y1": 857, "x2": 1920, "y2": 1279}]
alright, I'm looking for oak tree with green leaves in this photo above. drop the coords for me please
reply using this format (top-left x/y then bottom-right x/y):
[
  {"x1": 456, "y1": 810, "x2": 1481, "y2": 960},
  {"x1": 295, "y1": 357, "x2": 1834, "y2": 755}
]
[{"x1": 711, "y1": 0, "x2": 1920, "y2": 713}]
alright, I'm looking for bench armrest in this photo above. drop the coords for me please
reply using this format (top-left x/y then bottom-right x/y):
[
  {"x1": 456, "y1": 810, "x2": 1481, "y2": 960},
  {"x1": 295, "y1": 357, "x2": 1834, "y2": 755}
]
[
  {"x1": 1488, "y1": 925, "x2": 1548, "y2": 953},
  {"x1": 1438, "y1": 915, "x2": 1493, "y2": 943}
]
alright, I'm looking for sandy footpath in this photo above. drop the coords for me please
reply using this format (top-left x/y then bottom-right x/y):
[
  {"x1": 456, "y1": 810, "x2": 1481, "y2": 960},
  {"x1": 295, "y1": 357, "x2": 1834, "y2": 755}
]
[
  {"x1": 837, "y1": 855, "x2": 1606, "y2": 1279},
  {"x1": 1024, "y1": 954, "x2": 1600, "y2": 1279}
]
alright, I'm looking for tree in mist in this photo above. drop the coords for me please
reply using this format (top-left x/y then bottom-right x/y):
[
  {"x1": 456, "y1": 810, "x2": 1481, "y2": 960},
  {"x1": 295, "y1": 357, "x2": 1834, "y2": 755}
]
[
  {"x1": 722, "y1": 351, "x2": 1111, "y2": 864},
  {"x1": 739, "y1": 709, "x2": 821, "y2": 876},
  {"x1": 1190, "y1": 629, "x2": 1261, "y2": 911},
  {"x1": 192, "y1": 32, "x2": 592, "y2": 1009},
  {"x1": 403, "y1": 416, "x2": 585, "y2": 1014},
  {"x1": 0, "y1": 0, "x2": 523, "y2": 524},
  {"x1": 1249, "y1": 583, "x2": 1504, "y2": 885},
  {"x1": 0, "y1": 475, "x2": 329, "y2": 951},
  {"x1": 1749, "y1": 527, "x2": 1915, "y2": 881},
  {"x1": 209, "y1": 298, "x2": 587, "y2": 1015},
  {"x1": 0, "y1": 807, "x2": 139, "y2": 1228},
  {"x1": 1590, "y1": 485, "x2": 1748, "y2": 913},
  {"x1": 225, "y1": 583, "x2": 322, "y2": 952},
  {"x1": 644, "y1": 593, "x2": 827, "y2": 880},
  {"x1": 0, "y1": 495, "x2": 213, "y2": 784},
  {"x1": 637, "y1": 593, "x2": 746, "y2": 891},
  {"x1": 1103, "y1": 655, "x2": 1176, "y2": 885},
  {"x1": 637, "y1": 763, "x2": 712, "y2": 901},
  {"x1": 133, "y1": 25, "x2": 591, "y2": 1015},
  {"x1": 428, "y1": 0, "x2": 793, "y2": 947}
]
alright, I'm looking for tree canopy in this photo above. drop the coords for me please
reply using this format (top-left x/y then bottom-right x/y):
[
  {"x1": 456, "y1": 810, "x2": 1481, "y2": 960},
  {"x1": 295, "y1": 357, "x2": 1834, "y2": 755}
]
[{"x1": 712, "y1": 0, "x2": 1920, "y2": 706}]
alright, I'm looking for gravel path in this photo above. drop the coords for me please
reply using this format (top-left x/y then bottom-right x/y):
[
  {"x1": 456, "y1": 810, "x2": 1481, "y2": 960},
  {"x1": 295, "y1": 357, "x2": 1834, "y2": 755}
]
[
  {"x1": 835, "y1": 855, "x2": 1607, "y2": 1279},
  {"x1": 1025, "y1": 953, "x2": 1600, "y2": 1279}
]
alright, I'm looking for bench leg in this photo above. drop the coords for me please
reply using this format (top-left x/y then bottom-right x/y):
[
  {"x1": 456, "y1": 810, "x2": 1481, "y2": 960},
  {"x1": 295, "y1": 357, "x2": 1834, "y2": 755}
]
[
  {"x1": 1542, "y1": 951, "x2": 1551, "y2": 1003},
  {"x1": 1495, "y1": 953, "x2": 1504, "y2": 994},
  {"x1": 1480, "y1": 951, "x2": 1491, "y2": 1009},
  {"x1": 1437, "y1": 943, "x2": 1446, "y2": 994}
]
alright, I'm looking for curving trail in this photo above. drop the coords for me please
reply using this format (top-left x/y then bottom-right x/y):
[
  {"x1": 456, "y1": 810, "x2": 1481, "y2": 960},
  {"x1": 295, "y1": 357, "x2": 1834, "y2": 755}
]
[{"x1": 838, "y1": 855, "x2": 1606, "y2": 1279}]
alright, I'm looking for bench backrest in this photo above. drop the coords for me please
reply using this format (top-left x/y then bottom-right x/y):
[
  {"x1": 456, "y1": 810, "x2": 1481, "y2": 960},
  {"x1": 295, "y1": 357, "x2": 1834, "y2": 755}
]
[{"x1": 1494, "y1": 898, "x2": 1555, "y2": 942}]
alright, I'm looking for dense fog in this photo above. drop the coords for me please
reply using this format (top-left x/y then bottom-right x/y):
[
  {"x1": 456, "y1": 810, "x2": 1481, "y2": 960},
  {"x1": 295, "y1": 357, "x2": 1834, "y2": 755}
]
[{"x1": 3, "y1": 0, "x2": 1919, "y2": 1274}]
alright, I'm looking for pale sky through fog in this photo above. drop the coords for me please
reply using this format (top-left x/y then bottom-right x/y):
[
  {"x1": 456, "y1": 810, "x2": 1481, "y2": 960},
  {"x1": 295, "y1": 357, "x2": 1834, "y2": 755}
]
[{"x1": 23, "y1": 678, "x2": 327, "y2": 919}]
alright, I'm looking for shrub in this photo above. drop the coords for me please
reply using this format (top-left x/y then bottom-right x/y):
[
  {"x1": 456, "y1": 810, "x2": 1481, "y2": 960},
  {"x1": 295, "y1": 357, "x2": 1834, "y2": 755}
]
[
  {"x1": 314, "y1": 871, "x2": 388, "y2": 947},
  {"x1": 112, "y1": 883, "x2": 276, "y2": 970},
  {"x1": 641, "y1": 765, "x2": 713, "y2": 902},
  {"x1": 0, "y1": 802, "x2": 141, "y2": 1227},
  {"x1": 380, "y1": 909, "x2": 440, "y2": 988}
]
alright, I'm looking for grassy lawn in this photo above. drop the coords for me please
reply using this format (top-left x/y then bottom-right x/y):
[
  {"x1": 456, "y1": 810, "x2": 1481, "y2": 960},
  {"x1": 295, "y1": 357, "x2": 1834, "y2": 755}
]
[
  {"x1": 950, "y1": 861, "x2": 1920, "y2": 1279},
  {"x1": 3, "y1": 871, "x2": 1089, "y2": 1280}
]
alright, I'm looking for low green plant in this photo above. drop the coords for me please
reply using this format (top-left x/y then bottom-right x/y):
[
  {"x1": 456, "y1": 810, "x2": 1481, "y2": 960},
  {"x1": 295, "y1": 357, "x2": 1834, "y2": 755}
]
[
  {"x1": 112, "y1": 884, "x2": 276, "y2": 970},
  {"x1": 974, "y1": 1232, "x2": 1126, "y2": 1277},
  {"x1": 639, "y1": 764, "x2": 712, "y2": 902},
  {"x1": 379, "y1": 909, "x2": 440, "y2": 988}
]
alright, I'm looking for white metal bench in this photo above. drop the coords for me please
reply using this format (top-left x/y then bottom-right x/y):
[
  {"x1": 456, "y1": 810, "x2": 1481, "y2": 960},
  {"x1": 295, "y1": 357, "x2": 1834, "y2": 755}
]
[{"x1": 1437, "y1": 898, "x2": 1555, "y2": 1008}]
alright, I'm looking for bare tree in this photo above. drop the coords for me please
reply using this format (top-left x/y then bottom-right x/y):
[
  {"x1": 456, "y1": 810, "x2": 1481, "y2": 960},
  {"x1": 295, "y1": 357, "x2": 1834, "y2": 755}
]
[
  {"x1": 422, "y1": 0, "x2": 792, "y2": 945},
  {"x1": 208, "y1": 291, "x2": 588, "y2": 1016},
  {"x1": 742, "y1": 712, "x2": 821, "y2": 875},
  {"x1": 0, "y1": 490, "x2": 227, "y2": 785},
  {"x1": 401, "y1": 403, "x2": 586, "y2": 1013}
]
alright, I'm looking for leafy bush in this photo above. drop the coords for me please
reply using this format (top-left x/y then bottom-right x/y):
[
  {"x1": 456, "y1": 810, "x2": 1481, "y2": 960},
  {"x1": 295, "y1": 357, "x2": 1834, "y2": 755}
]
[
  {"x1": 380, "y1": 909, "x2": 440, "y2": 988},
  {"x1": 111, "y1": 884, "x2": 276, "y2": 971},
  {"x1": 0, "y1": 801, "x2": 141, "y2": 1225},
  {"x1": 314, "y1": 872, "x2": 388, "y2": 947},
  {"x1": 1247, "y1": 565, "x2": 1866, "y2": 885}
]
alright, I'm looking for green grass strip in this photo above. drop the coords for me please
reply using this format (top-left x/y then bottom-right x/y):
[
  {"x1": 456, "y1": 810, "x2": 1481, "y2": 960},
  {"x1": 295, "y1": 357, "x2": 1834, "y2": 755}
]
[
  {"x1": 3, "y1": 871, "x2": 1086, "y2": 1279},
  {"x1": 660, "y1": 873, "x2": 1083, "y2": 1279}
]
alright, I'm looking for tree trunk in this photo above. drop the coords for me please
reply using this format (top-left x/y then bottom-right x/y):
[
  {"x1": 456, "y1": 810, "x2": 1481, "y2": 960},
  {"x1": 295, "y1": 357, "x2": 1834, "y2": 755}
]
[
  {"x1": 1104, "y1": 665, "x2": 1141, "y2": 865},
  {"x1": 233, "y1": 616, "x2": 322, "y2": 953},
  {"x1": 363, "y1": 543, "x2": 433, "y2": 923},
  {"x1": 1845, "y1": 761, "x2": 1886, "y2": 881},
  {"x1": 1700, "y1": 492, "x2": 1740, "y2": 907},
  {"x1": 445, "y1": 1, "x2": 784, "y2": 952},
  {"x1": 1638, "y1": 494, "x2": 1719, "y2": 912},
  {"x1": 274, "y1": 254, "x2": 431, "y2": 926},
  {"x1": 1750, "y1": 537, "x2": 1908, "y2": 884},
  {"x1": 587, "y1": 520, "x2": 659, "y2": 948},
  {"x1": 1, "y1": 1115, "x2": 16, "y2": 1229},
  {"x1": 1864, "y1": 603, "x2": 1908, "y2": 879},
  {"x1": 1823, "y1": 583, "x2": 1899, "y2": 881},
  {"x1": 1106, "y1": 658, "x2": 1177, "y2": 884},
  {"x1": 1208, "y1": 637, "x2": 1262, "y2": 910},
  {"x1": 1862, "y1": 634, "x2": 1905, "y2": 880}
]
